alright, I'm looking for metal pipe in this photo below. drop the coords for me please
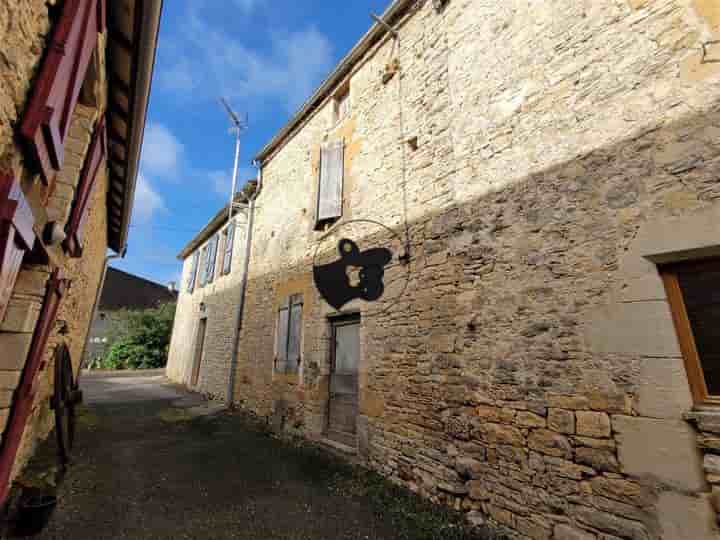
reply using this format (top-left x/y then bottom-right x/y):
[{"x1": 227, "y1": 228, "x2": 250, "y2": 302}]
[
  {"x1": 78, "y1": 249, "x2": 124, "y2": 375},
  {"x1": 228, "y1": 129, "x2": 241, "y2": 222},
  {"x1": 226, "y1": 162, "x2": 263, "y2": 406}
]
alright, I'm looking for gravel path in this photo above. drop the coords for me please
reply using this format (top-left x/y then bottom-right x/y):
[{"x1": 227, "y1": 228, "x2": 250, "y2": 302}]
[{"x1": 23, "y1": 371, "x2": 485, "y2": 540}]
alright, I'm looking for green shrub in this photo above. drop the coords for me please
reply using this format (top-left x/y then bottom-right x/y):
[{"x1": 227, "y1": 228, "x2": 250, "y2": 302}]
[{"x1": 97, "y1": 302, "x2": 176, "y2": 370}]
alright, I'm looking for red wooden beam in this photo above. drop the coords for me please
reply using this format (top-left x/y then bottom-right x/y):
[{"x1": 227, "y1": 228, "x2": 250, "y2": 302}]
[
  {"x1": 0, "y1": 174, "x2": 36, "y2": 322},
  {"x1": 0, "y1": 270, "x2": 66, "y2": 506},
  {"x1": 63, "y1": 118, "x2": 107, "y2": 258},
  {"x1": 19, "y1": 0, "x2": 104, "y2": 188}
]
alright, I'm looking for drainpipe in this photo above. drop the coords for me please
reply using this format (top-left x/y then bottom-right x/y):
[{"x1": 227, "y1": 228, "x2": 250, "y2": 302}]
[
  {"x1": 78, "y1": 248, "x2": 125, "y2": 376},
  {"x1": 226, "y1": 163, "x2": 263, "y2": 406}
]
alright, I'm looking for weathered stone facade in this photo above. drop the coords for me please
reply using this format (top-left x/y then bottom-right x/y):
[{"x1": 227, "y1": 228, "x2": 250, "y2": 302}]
[
  {"x1": 167, "y1": 209, "x2": 248, "y2": 400},
  {"x1": 0, "y1": 0, "x2": 161, "y2": 500},
  {"x1": 168, "y1": 0, "x2": 720, "y2": 537}
]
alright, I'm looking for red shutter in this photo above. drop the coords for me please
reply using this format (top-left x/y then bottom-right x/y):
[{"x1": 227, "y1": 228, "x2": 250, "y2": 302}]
[
  {"x1": 0, "y1": 270, "x2": 67, "y2": 505},
  {"x1": 63, "y1": 117, "x2": 107, "y2": 258},
  {"x1": 0, "y1": 174, "x2": 36, "y2": 323},
  {"x1": 20, "y1": 0, "x2": 106, "y2": 187}
]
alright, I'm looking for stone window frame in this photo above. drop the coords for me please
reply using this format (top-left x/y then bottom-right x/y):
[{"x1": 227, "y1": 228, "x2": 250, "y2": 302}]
[
  {"x1": 274, "y1": 294, "x2": 304, "y2": 374},
  {"x1": 604, "y1": 205, "x2": 720, "y2": 416},
  {"x1": 660, "y1": 258, "x2": 720, "y2": 407}
]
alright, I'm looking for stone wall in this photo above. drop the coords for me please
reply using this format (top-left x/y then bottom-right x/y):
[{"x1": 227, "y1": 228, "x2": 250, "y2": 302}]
[
  {"x1": 221, "y1": 0, "x2": 720, "y2": 538},
  {"x1": 0, "y1": 0, "x2": 110, "y2": 485},
  {"x1": 166, "y1": 212, "x2": 248, "y2": 400}
]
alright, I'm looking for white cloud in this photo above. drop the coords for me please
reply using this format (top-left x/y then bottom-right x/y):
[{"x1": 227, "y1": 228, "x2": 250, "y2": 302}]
[
  {"x1": 158, "y1": 10, "x2": 334, "y2": 112},
  {"x1": 132, "y1": 174, "x2": 166, "y2": 223},
  {"x1": 140, "y1": 123, "x2": 185, "y2": 178}
]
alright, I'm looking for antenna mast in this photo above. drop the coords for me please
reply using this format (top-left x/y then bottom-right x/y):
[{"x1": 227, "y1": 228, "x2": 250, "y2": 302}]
[{"x1": 220, "y1": 98, "x2": 248, "y2": 222}]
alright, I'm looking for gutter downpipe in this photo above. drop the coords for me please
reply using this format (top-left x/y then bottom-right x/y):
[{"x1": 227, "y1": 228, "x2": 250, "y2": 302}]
[
  {"x1": 78, "y1": 248, "x2": 125, "y2": 375},
  {"x1": 226, "y1": 162, "x2": 263, "y2": 406}
]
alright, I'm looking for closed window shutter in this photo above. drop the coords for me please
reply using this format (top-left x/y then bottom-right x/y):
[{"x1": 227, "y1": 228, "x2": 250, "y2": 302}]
[
  {"x1": 20, "y1": 0, "x2": 106, "y2": 186},
  {"x1": 275, "y1": 299, "x2": 290, "y2": 373},
  {"x1": 207, "y1": 235, "x2": 218, "y2": 284},
  {"x1": 287, "y1": 294, "x2": 303, "y2": 371},
  {"x1": 199, "y1": 248, "x2": 208, "y2": 287},
  {"x1": 63, "y1": 117, "x2": 106, "y2": 257},
  {"x1": 223, "y1": 222, "x2": 235, "y2": 275},
  {"x1": 187, "y1": 252, "x2": 199, "y2": 293},
  {"x1": 316, "y1": 142, "x2": 344, "y2": 224}
]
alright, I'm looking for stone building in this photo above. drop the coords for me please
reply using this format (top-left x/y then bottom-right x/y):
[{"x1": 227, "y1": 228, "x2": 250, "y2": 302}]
[
  {"x1": 0, "y1": 0, "x2": 161, "y2": 504},
  {"x1": 167, "y1": 0, "x2": 720, "y2": 538},
  {"x1": 84, "y1": 267, "x2": 177, "y2": 366},
  {"x1": 167, "y1": 198, "x2": 249, "y2": 399}
]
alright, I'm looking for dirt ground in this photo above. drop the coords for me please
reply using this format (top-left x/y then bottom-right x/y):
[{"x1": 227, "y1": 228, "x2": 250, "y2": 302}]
[{"x1": 13, "y1": 371, "x2": 498, "y2": 540}]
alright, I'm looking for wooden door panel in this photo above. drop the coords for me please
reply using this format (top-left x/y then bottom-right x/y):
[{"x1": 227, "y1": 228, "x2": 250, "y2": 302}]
[
  {"x1": 191, "y1": 319, "x2": 207, "y2": 387},
  {"x1": 328, "y1": 318, "x2": 360, "y2": 446}
]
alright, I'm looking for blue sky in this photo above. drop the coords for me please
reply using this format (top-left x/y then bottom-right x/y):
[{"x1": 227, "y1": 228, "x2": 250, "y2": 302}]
[{"x1": 112, "y1": 0, "x2": 392, "y2": 286}]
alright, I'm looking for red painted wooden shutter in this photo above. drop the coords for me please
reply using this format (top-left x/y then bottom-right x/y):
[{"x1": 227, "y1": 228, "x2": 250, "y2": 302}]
[
  {"x1": 20, "y1": 0, "x2": 106, "y2": 187},
  {"x1": 0, "y1": 174, "x2": 36, "y2": 323},
  {"x1": 63, "y1": 117, "x2": 107, "y2": 257},
  {"x1": 0, "y1": 270, "x2": 67, "y2": 505}
]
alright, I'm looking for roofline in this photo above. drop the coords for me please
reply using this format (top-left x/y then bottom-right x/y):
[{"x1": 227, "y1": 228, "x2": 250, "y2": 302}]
[
  {"x1": 105, "y1": 266, "x2": 177, "y2": 292},
  {"x1": 253, "y1": 0, "x2": 416, "y2": 163},
  {"x1": 107, "y1": 0, "x2": 163, "y2": 253},
  {"x1": 176, "y1": 201, "x2": 248, "y2": 260}
]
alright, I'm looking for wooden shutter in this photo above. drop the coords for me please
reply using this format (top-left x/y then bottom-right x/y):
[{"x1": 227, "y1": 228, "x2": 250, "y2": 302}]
[
  {"x1": 198, "y1": 248, "x2": 207, "y2": 287},
  {"x1": 207, "y1": 235, "x2": 218, "y2": 284},
  {"x1": 223, "y1": 222, "x2": 235, "y2": 275},
  {"x1": 63, "y1": 118, "x2": 107, "y2": 257},
  {"x1": 0, "y1": 270, "x2": 67, "y2": 505},
  {"x1": 187, "y1": 252, "x2": 199, "y2": 293},
  {"x1": 0, "y1": 174, "x2": 36, "y2": 323},
  {"x1": 287, "y1": 294, "x2": 303, "y2": 371},
  {"x1": 20, "y1": 0, "x2": 106, "y2": 187},
  {"x1": 316, "y1": 142, "x2": 344, "y2": 223},
  {"x1": 275, "y1": 299, "x2": 290, "y2": 373}
]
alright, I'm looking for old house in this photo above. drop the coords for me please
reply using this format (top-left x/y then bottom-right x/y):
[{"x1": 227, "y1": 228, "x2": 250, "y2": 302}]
[
  {"x1": 0, "y1": 0, "x2": 161, "y2": 504},
  {"x1": 84, "y1": 268, "x2": 177, "y2": 366},
  {"x1": 167, "y1": 0, "x2": 720, "y2": 538},
  {"x1": 167, "y1": 197, "x2": 249, "y2": 399}
]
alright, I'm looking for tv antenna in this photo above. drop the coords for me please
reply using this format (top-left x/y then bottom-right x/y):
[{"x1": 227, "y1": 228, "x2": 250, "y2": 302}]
[{"x1": 219, "y1": 97, "x2": 248, "y2": 221}]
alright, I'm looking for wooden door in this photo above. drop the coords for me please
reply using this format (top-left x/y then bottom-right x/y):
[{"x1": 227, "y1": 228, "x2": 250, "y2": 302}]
[
  {"x1": 327, "y1": 316, "x2": 360, "y2": 447},
  {"x1": 191, "y1": 318, "x2": 207, "y2": 387}
]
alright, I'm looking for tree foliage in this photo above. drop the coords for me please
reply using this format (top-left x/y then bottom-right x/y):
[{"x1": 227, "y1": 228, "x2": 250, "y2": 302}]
[{"x1": 95, "y1": 303, "x2": 176, "y2": 370}]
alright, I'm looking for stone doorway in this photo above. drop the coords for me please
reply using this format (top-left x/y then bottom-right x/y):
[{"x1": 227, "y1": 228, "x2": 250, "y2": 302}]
[{"x1": 326, "y1": 315, "x2": 360, "y2": 448}]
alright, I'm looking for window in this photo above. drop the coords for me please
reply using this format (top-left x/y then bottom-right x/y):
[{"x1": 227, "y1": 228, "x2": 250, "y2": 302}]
[
  {"x1": 222, "y1": 221, "x2": 235, "y2": 276},
  {"x1": 187, "y1": 251, "x2": 200, "y2": 293},
  {"x1": 334, "y1": 86, "x2": 350, "y2": 124},
  {"x1": 662, "y1": 258, "x2": 720, "y2": 405},
  {"x1": 198, "y1": 247, "x2": 208, "y2": 288},
  {"x1": 206, "y1": 234, "x2": 219, "y2": 284},
  {"x1": 20, "y1": 0, "x2": 105, "y2": 186},
  {"x1": 275, "y1": 294, "x2": 303, "y2": 373},
  {"x1": 315, "y1": 142, "x2": 345, "y2": 229}
]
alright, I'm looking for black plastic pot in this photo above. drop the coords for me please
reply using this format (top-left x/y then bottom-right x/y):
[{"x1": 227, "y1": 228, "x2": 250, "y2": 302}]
[{"x1": 14, "y1": 494, "x2": 57, "y2": 536}]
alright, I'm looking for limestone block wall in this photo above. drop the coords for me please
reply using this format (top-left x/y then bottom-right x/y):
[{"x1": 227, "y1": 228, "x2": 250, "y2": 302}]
[
  {"x1": 0, "y1": 0, "x2": 110, "y2": 485},
  {"x1": 166, "y1": 212, "x2": 248, "y2": 400},
  {"x1": 225, "y1": 0, "x2": 720, "y2": 538}
]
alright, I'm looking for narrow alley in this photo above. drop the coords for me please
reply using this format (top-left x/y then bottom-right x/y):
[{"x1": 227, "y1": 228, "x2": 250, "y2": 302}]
[{"x1": 27, "y1": 371, "x2": 486, "y2": 540}]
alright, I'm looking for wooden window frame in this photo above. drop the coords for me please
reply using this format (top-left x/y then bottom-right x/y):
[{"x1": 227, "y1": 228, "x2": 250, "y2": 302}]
[
  {"x1": 63, "y1": 117, "x2": 106, "y2": 258},
  {"x1": 314, "y1": 141, "x2": 345, "y2": 230},
  {"x1": 20, "y1": 0, "x2": 106, "y2": 188},
  {"x1": 206, "y1": 234, "x2": 219, "y2": 285},
  {"x1": 274, "y1": 294, "x2": 303, "y2": 374},
  {"x1": 661, "y1": 258, "x2": 720, "y2": 407},
  {"x1": 222, "y1": 222, "x2": 235, "y2": 276},
  {"x1": 187, "y1": 251, "x2": 200, "y2": 293}
]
